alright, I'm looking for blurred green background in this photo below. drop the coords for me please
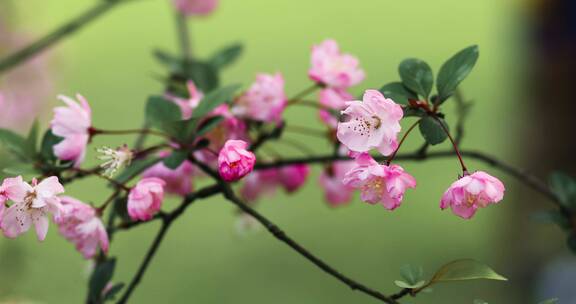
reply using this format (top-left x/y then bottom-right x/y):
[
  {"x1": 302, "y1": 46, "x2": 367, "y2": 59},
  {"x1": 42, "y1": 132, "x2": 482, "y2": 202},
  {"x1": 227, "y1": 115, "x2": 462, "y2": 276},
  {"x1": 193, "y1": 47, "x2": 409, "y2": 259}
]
[{"x1": 0, "y1": 0, "x2": 543, "y2": 303}]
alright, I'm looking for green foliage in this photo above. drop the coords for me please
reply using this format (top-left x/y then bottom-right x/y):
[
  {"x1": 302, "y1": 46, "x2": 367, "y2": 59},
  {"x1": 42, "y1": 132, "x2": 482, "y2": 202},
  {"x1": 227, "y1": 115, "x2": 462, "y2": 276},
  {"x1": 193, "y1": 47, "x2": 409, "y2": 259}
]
[
  {"x1": 191, "y1": 84, "x2": 241, "y2": 119},
  {"x1": 436, "y1": 45, "x2": 479, "y2": 103},
  {"x1": 473, "y1": 300, "x2": 489, "y2": 304},
  {"x1": 40, "y1": 130, "x2": 64, "y2": 162},
  {"x1": 394, "y1": 264, "x2": 426, "y2": 289},
  {"x1": 379, "y1": 82, "x2": 417, "y2": 105},
  {"x1": 419, "y1": 116, "x2": 449, "y2": 145},
  {"x1": 530, "y1": 210, "x2": 571, "y2": 231},
  {"x1": 427, "y1": 259, "x2": 507, "y2": 285},
  {"x1": 103, "y1": 282, "x2": 125, "y2": 302},
  {"x1": 163, "y1": 150, "x2": 188, "y2": 170},
  {"x1": 210, "y1": 43, "x2": 243, "y2": 69},
  {"x1": 549, "y1": 172, "x2": 576, "y2": 210},
  {"x1": 0, "y1": 129, "x2": 30, "y2": 161},
  {"x1": 185, "y1": 61, "x2": 220, "y2": 92},
  {"x1": 88, "y1": 258, "x2": 117, "y2": 303},
  {"x1": 399, "y1": 58, "x2": 433, "y2": 99},
  {"x1": 116, "y1": 157, "x2": 162, "y2": 184}
]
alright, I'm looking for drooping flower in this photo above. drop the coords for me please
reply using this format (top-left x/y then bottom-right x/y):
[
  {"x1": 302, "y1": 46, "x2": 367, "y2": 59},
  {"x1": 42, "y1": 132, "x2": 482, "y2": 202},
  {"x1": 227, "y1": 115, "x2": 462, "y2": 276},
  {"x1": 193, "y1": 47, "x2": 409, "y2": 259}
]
[
  {"x1": 319, "y1": 161, "x2": 356, "y2": 207},
  {"x1": 440, "y1": 171, "x2": 505, "y2": 219},
  {"x1": 172, "y1": 0, "x2": 219, "y2": 16},
  {"x1": 127, "y1": 178, "x2": 166, "y2": 221},
  {"x1": 309, "y1": 39, "x2": 365, "y2": 89},
  {"x1": 54, "y1": 196, "x2": 109, "y2": 259},
  {"x1": 318, "y1": 88, "x2": 353, "y2": 129},
  {"x1": 232, "y1": 73, "x2": 287, "y2": 123},
  {"x1": 0, "y1": 176, "x2": 64, "y2": 241},
  {"x1": 218, "y1": 140, "x2": 256, "y2": 182},
  {"x1": 97, "y1": 145, "x2": 133, "y2": 177},
  {"x1": 337, "y1": 90, "x2": 403, "y2": 156},
  {"x1": 277, "y1": 164, "x2": 310, "y2": 193},
  {"x1": 50, "y1": 94, "x2": 92, "y2": 167},
  {"x1": 167, "y1": 80, "x2": 204, "y2": 120},
  {"x1": 142, "y1": 151, "x2": 194, "y2": 195},
  {"x1": 342, "y1": 153, "x2": 416, "y2": 210}
]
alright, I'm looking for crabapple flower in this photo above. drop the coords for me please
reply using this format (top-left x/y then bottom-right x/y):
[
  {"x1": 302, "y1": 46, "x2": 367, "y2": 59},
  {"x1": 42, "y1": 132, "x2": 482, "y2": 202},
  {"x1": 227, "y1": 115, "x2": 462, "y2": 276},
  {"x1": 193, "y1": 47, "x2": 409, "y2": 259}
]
[
  {"x1": 127, "y1": 178, "x2": 166, "y2": 221},
  {"x1": 50, "y1": 94, "x2": 92, "y2": 167},
  {"x1": 240, "y1": 169, "x2": 279, "y2": 202},
  {"x1": 143, "y1": 151, "x2": 194, "y2": 195},
  {"x1": 1, "y1": 176, "x2": 64, "y2": 241},
  {"x1": 440, "y1": 171, "x2": 505, "y2": 219},
  {"x1": 54, "y1": 196, "x2": 109, "y2": 259},
  {"x1": 309, "y1": 39, "x2": 365, "y2": 89},
  {"x1": 318, "y1": 88, "x2": 353, "y2": 128},
  {"x1": 319, "y1": 161, "x2": 356, "y2": 207},
  {"x1": 172, "y1": 0, "x2": 218, "y2": 16},
  {"x1": 167, "y1": 80, "x2": 203, "y2": 119},
  {"x1": 232, "y1": 73, "x2": 287, "y2": 123},
  {"x1": 342, "y1": 153, "x2": 416, "y2": 210},
  {"x1": 97, "y1": 145, "x2": 133, "y2": 177},
  {"x1": 218, "y1": 140, "x2": 256, "y2": 182},
  {"x1": 278, "y1": 164, "x2": 310, "y2": 193},
  {"x1": 337, "y1": 90, "x2": 403, "y2": 156}
]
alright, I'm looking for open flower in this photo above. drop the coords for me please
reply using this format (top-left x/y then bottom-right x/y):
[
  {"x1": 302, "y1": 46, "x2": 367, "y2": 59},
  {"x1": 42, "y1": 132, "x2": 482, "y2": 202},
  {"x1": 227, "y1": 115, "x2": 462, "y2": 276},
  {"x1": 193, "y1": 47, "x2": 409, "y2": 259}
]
[
  {"x1": 337, "y1": 90, "x2": 403, "y2": 156},
  {"x1": 440, "y1": 171, "x2": 505, "y2": 219},
  {"x1": 232, "y1": 73, "x2": 287, "y2": 123},
  {"x1": 309, "y1": 39, "x2": 365, "y2": 89},
  {"x1": 218, "y1": 140, "x2": 256, "y2": 182},
  {"x1": 127, "y1": 178, "x2": 166, "y2": 221},
  {"x1": 319, "y1": 161, "x2": 356, "y2": 207},
  {"x1": 50, "y1": 94, "x2": 92, "y2": 167},
  {"x1": 172, "y1": 0, "x2": 219, "y2": 16},
  {"x1": 54, "y1": 196, "x2": 109, "y2": 259},
  {"x1": 318, "y1": 88, "x2": 353, "y2": 129},
  {"x1": 343, "y1": 153, "x2": 416, "y2": 210},
  {"x1": 0, "y1": 176, "x2": 64, "y2": 241},
  {"x1": 143, "y1": 151, "x2": 194, "y2": 195}
]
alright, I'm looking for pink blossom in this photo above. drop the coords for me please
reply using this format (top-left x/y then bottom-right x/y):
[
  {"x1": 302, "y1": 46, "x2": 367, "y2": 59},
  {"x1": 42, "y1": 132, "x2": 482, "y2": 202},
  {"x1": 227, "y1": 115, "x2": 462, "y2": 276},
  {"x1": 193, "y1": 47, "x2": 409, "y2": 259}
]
[
  {"x1": 127, "y1": 178, "x2": 166, "y2": 221},
  {"x1": 319, "y1": 161, "x2": 355, "y2": 207},
  {"x1": 337, "y1": 90, "x2": 403, "y2": 156},
  {"x1": 278, "y1": 164, "x2": 310, "y2": 193},
  {"x1": 218, "y1": 140, "x2": 256, "y2": 182},
  {"x1": 240, "y1": 169, "x2": 279, "y2": 202},
  {"x1": 342, "y1": 153, "x2": 416, "y2": 210},
  {"x1": 309, "y1": 39, "x2": 365, "y2": 89},
  {"x1": 318, "y1": 88, "x2": 353, "y2": 128},
  {"x1": 232, "y1": 73, "x2": 287, "y2": 123},
  {"x1": 54, "y1": 196, "x2": 109, "y2": 259},
  {"x1": 142, "y1": 151, "x2": 194, "y2": 195},
  {"x1": 440, "y1": 171, "x2": 505, "y2": 219},
  {"x1": 50, "y1": 94, "x2": 92, "y2": 167},
  {"x1": 0, "y1": 176, "x2": 64, "y2": 241},
  {"x1": 205, "y1": 104, "x2": 248, "y2": 149},
  {"x1": 167, "y1": 80, "x2": 203, "y2": 120},
  {"x1": 172, "y1": 0, "x2": 218, "y2": 16}
]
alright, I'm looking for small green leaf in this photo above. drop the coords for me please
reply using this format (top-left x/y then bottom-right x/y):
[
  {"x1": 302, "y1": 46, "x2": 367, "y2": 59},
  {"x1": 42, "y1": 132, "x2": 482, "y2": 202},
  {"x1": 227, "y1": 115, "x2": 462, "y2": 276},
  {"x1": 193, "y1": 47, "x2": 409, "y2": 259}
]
[
  {"x1": 163, "y1": 150, "x2": 188, "y2": 170},
  {"x1": 419, "y1": 116, "x2": 449, "y2": 145},
  {"x1": 473, "y1": 300, "x2": 489, "y2": 304},
  {"x1": 0, "y1": 129, "x2": 28, "y2": 159},
  {"x1": 145, "y1": 96, "x2": 182, "y2": 135},
  {"x1": 549, "y1": 172, "x2": 576, "y2": 210},
  {"x1": 394, "y1": 280, "x2": 426, "y2": 289},
  {"x1": 3, "y1": 163, "x2": 37, "y2": 175},
  {"x1": 379, "y1": 82, "x2": 417, "y2": 105},
  {"x1": 153, "y1": 49, "x2": 181, "y2": 72},
  {"x1": 40, "y1": 130, "x2": 64, "y2": 162},
  {"x1": 428, "y1": 259, "x2": 507, "y2": 285},
  {"x1": 195, "y1": 116, "x2": 224, "y2": 138},
  {"x1": 185, "y1": 61, "x2": 220, "y2": 92},
  {"x1": 24, "y1": 120, "x2": 39, "y2": 159},
  {"x1": 400, "y1": 264, "x2": 425, "y2": 285},
  {"x1": 399, "y1": 58, "x2": 433, "y2": 99},
  {"x1": 116, "y1": 157, "x2": 162, "y2": 184},
  {"x1": 103, "y1": 282, "x2": 125, "y2": 301},
  {"x1": 436, "y1": 45, "x2": 479, "y2": 103},
  {"x1": 538, "y1": 298, "x2": 559, "y2": 304},
  {"x1": 210, "y1": 43, "x2": 243, "y2": 69},
  {"x1": 89, "y1": 258, "x2": 116, "y2": 302},
  {"x1": 192, "y1": 84, "x2": 241, "y2": 119}
]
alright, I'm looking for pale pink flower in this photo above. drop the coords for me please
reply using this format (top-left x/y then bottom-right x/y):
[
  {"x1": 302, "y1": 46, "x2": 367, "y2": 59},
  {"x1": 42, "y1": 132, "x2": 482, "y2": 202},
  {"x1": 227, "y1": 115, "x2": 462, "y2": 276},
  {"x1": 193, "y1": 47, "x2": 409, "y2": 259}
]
[
  {"x1": 440, "y1": 171, "x2": 505, "y2": 219},
  {"x1": 50, "y1": 94, "x2": 92, "y2": 167},
  {"x1": 0, "y1": 176, "x2": 64, "y2": 241},
  {"x1": 232, "y1": 73, "x2": 287, "y2": 123},
  {"x1": 143, "y1": 151, "x2": 194, "y2": 195},
  {"x1": 205, "y1": 104, "x2": 248, "y2": 149},
  {"x1": 309, "y1": 39, "x2": 365, "y2": 89},
  {"x1": 342, "y1": 153, "x2": 416, "y2": 210},
  {"x1": 167, "y1": 80, "x2": 203, "y2": 119},
  {"x1": 218, "y1": 140, "x2": 256, "y2": 182},
  {"x1": 278, "y1": 164, "x2": 310, "y2": 193},
  {"x1": 318, "y1": 88, "x2": 353, "y2": 128},
  {"x1": 54, "y1": 196, "x2": 109, "y2": 259},
  {"x1": 240, "y1": 169, "x2": 279, "y2": 202},
  {"x1": 337, "y1": 90, "x2": 403, "y2": 156},
  {"x1": 127, "y1": 178, "x2": 166, "y2": 221},
  {"x1": 319, "y1": 161, "x2": 355, "y2": 207},
  {"x1": 172, "y1": 0, "x2": 218, "y2": 16}
]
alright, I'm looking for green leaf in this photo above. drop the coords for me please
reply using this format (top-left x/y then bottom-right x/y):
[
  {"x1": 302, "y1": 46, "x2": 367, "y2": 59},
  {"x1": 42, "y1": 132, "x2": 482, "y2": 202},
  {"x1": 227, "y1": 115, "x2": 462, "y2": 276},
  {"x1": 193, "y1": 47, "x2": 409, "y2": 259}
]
[
  {"x1": 379, "y1": 82, "x2": 417, "y2": 105},
  {"x1": 436, "y1": 45, "x2": 479, "y2": 103},
  {"x1": 103, "y1": 282, "x2": 125, "y2": 301},
  {"x1": 192, "y1": 84, "x2": 241, "y2": 119},
  {"x1": 210, "y1": 43, "x2": 243, "y2": 69},
  {"x1": 185, "y1": 61, "x2": 220, "y2": 92},
  {"x1": 394, "y1": 280, "x2": 426, "y2": 289},
  {"x1": 538, "y1": 298, "x2": 559, "y2": 304},
  {"x1": 399, "y1": 58, "x2": 433, "y2": 99},
  {"x1": 195, "y1": 116, "x2": 224, "y2": 138},
  {"x1": 419, "y1": 116, "x2": 449, "y2": 145},
  {"x1": 473, "y1": 300, "x2": 489, "y2": 304},
  {"x1": 24, "y1": 120, "x2": 39, "y2": 159},
  {"x1": 428, "y1": 259, "x2": 507, "y2": 285},
  {"x1": 40, "y1": 130, "x2": 64, "y2": 162},
  {"x1": 0, "y1": 129, "x2": 28, "y2": 159},
  {"x1": 400, "y1": 264, "x2": 425, "y2": 285},
  {"x1": 145, "y1": 95, "x2": 182, "y2": 134},
  {"x1": 3, "y1": 163, "x2": 38, "y2": 175},
  {"x1": 163, "y1": 150, "x2": 188, "y2": 170},
  {"x1": 116, "y1": 157, "x2": 162, "y2": 184},
  {"x1": 549, "y1": 172, "x2": 576, "y2": 210},
  {"x1": 153, "y1": 49, "x2": 181, "y2": 72},
  {"x1": 89, "y1": 258, "x2": 116, "y2": 302}
]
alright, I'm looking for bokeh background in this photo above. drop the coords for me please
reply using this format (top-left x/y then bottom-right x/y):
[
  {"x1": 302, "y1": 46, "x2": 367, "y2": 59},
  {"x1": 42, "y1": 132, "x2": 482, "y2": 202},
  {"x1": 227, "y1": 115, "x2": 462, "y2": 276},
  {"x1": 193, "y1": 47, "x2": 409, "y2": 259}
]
[{"x1": 0, "y1": 0, "x2": 574, "y2": 303}]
